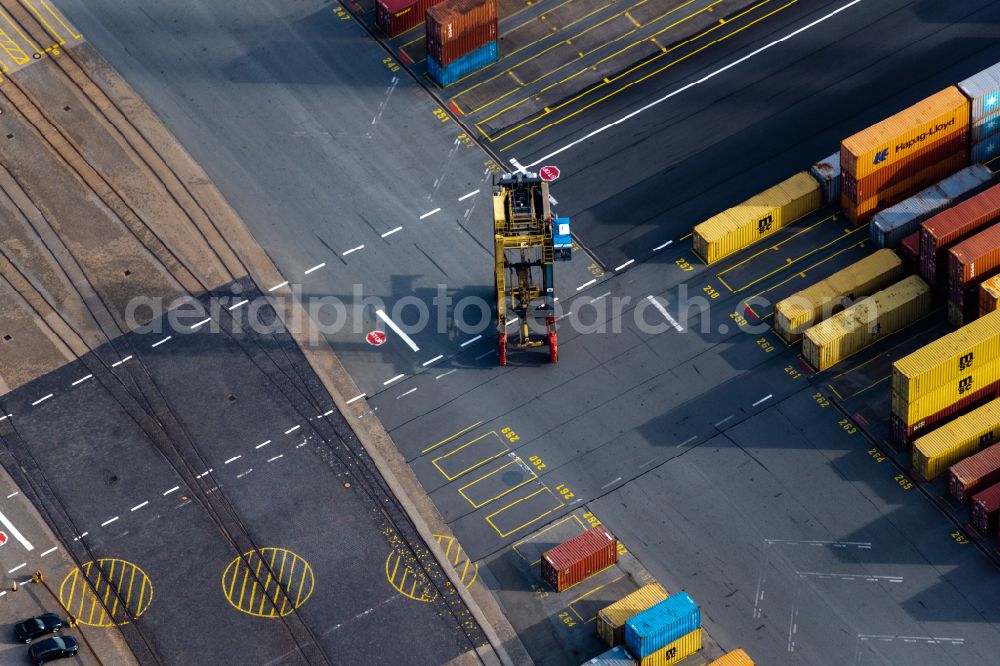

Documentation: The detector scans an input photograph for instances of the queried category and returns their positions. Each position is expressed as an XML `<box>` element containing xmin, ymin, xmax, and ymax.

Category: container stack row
<box><xmin>958</xmin><ymin>64</ymin><xmax>1000</xmax><ymax>163</ymax></box>
<box><xmin>426</xmin><ymin>0</ymin><xmax>498</xmax><ymax>86</ymax></box>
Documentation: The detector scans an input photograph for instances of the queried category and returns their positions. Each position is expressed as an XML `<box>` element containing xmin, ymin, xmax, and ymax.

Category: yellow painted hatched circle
<box><xmin>59</xmin><ymin>558</ymin><xmax>153</xmax><ymax>627</ymax></box>
<box><xmin>222</xmin><ymin>548</ymin><xmax>314</xmax><ymax>618</ymax></box>
<box><xmin>385</xmin><ymin>534</ymin><xmax>478</xmax><ymax>603</ymax></box>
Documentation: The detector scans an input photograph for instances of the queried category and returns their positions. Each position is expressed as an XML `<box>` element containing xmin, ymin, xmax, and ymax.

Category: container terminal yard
<box><xmin>0</xmin><ymin>0</ymin><xmax>1000</xmax><ymax>665</ymax></box>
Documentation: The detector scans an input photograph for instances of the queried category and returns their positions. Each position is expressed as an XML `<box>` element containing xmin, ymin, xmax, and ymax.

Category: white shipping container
<box><xmin>810</xmin><ymin>153</ymin><xmax>840</xmax><ymax>204</ymax></box>
<box><xmin>869</xmin><ymin>164</ymin><xmax>993</xmax><ymax>248</ymax></box>
<box><xmin>973</xmin><ymin>136</ymin><xmax>999</xmax><ymax>164</ymax></box>
<box><xmin>958</xmin><ymin>63</ymin><xmax>1000</xmax><ymax>142</ymax></box>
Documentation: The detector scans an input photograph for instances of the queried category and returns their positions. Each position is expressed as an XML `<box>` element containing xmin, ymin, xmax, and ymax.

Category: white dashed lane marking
<box><xmin>268</xmin><ymin>281</ymin><xmax>289</xmax><ymax>292</ymax></box>
<box><xmin>460</xmin><ymin>335</ymin><xmax>482</xmax><ymax>347</ymax></box>
<box><xmin>131</xmin><ymin>501</ymin><xmax>149</xmax><ymax>512</ymax></box>
<box><xmin>381</xmin><ymin>226</ymin><xmax>402</xmax><ymax>238</ymax></box>
<box><xmin>304</xmin><ymin>262</ymin><xmax>326</xmax><ymax>274</ymax></box>
<box><xmin>72</xmin><ymin>375</ymin><xmax>92</xmax><ymax>386</ymax></box>
<box><xmin>419</xmin><ymin>208</ymin><xmax>441</xmax><ymax>219</ymax></box>
<box><xmin>31</xmin><ymin>394</ymin><xmax>53</xmax><ymax>406</ymax></box>
<box><xmin>343</xmin><ymin>245</ymin><xmax>365</xmax><ymax>256</ymax></box>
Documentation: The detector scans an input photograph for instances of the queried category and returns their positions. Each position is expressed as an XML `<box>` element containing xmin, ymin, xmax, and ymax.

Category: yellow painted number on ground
<box><xmin>868</xmin><ymin>447</ymin><xmax>885</xmax><ymax>463</ymax></box>
<box><xmin>485</xmin><ymin>160</ymin><xmax>504</xmax><ymax>174</ymax></box>
<box><xmin>582</xmin><ymin>511</ymin><xmax>601</xmax><ymax>528</ymax></box>
<box><xmin>894</xmin><ymin>474</ymin><xmax>913</xmax><ymax>491</ymax></box>
<box><xmin>529</xmin><ymin>455</ymin><xmax>546</xmax><ymax>470</ymax></box>
<box><xmin>531</xmin><ymin>583</ymin><xmax>550</xmax><ymax>601</ymax></box>
<box><xmin>457</xmin><ymin>133</ymin><xmax>475</xmax><ymax>149</ymax></box>
<box><xmin>785</xmin><ymin>365</ymin><xmax>802</xmax><ymax>380</ymax></box>
<box><xmin>703</xmin><ymin>285</ymin><xmax>720</xmax><ymax>299</ymax></box>
<box><xmin>839</xmin><ymin>418</ymin><xmax>857</xmax><ymax>435</ymax></box>
<box><xmin>676</xmin><ymin>258</ymin><xmax>693</xmax><ymax>272</ymax></box>
<box><xmin>758</xmin><ymin>338</ymin><xmax>775</xmax><ymax>353</ymax></box>
<box><xmin>587</xmin><ymin>263</ymin><xmax>604</xmax><ymax>278</ymax></box>
<box><xmin>333</xmin><ymin>6</ymin><xmax>351</xmax><ymax>19</ymax></box>
<box><xmin>558</xmin><ymin>610</ymin><xmax>577</xmax><ymax>628</ymax></box>
<box><xmin>730</xmin><ymin>311</ymin><xmax>748</xmax><ymax>327</ymax></box>
<box><xmin>812</xmin><ymin>391</ymin><xmax>829</xmax><ymax>407</ymax></box>
<box><xmin>382</xmin><ymin>57</ymin><xmax>400</xmax><ymax>73</ymax></box>
<box><xmin>501</xmin><ymin>427</ymin><xmax>520</xmax><ymax>443</ymax></box>
<box><xmin>555</xmin><ymin>483</ymin><xmax>574</xmax><ymax>500</ymax></box>
<box><xmin>951</xmin><ymin>530</ymin><xmax>970</xmax><ymax>545</ymax></box>
<box><xmin>433</xmin><ymin>107</ymin><xmax>450</xmax><ymax>122</ymax></box>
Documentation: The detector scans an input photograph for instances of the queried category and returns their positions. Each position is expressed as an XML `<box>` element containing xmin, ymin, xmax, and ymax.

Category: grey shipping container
<box><xmin>583</xmin><ymin>645</ymin><xmax>634</xmax><ymax>665</ymax></box>
<box><xmin>870</xmin><ymin>164</ymin><xmax>993</xmax><ymax>248</ymax></box>
<box><xmin>958</xmin><ymin>63</ymin><xmax>1000</xmax><ymax>143</ymax></box>
<box><xmin>810</xmin><ymin>153</ymin><xmax>840</xmax><ymax>204</ymax></box>
<box><xmin>973</xmin><ymin>136</ymin><xmax>999</xmax><ymax>164</ymax></box>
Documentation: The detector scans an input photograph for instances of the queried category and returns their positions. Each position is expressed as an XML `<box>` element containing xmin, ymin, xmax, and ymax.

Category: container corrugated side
<box><xmin>957</xmin><ymin>64</ymin><xmax>1000</xmax><ymax>141</ymax></box>
<box><xmin>892</xmin><ymin>355</ymin><xmax>1000</xmax><ymax>424</ymax></box>
<box><xmin>773</xmin><ymin>249</ymin><xmax>903</xmax><ymax>342</ymax></box>
<box><xmin>950</xmin><ymin>443</ymin><xmax>1000</xmax><ymax>503</ymax></box>
<box><xmin>841</xmin><ymin>87</ymin><xmax>970</xmax><ymax>179</ymax></box>
<box><xmin>981</xmin><ymin>275</ymin><xmax>1000</xmax><ymax>316</ymax></box>
<box><xmin>708</xmin><ymin>649</ymin><xmax>756</xmax><ymax>666</ymax></box>
<box><xmin>693</xmin><ymin>172</ymin><xmax>820</xmax><ymax>264</ymax></box>
<box><xmin>919</xmin><ymin>181</ymin><xmax>1000</xmax><ymax>287</ymax></box>
<box><xmin>973</xmin><ymin>136</ymin><xmax>1000</xmax><ymax>164</ymax></box>
<box><xmin>891</xmin><ymin>377</ymin><xmax>1000</xmax><ymax>444</ymax></box>
<box><xmin>803</xmin><ymin>276</ymin><xmax>930</xmax><ymax>372</ymax></box>
<box><xmin>624</xmin><ymin>592</ymin><xmax>700</xmax><ymax>659</ymax></box>
<box><xmin>844</xmin><ymin>134</ymin><xmax>970</xmax><ymax>204</ymax></box>
<box><xmin>971</xmin><ymin>483</ymin><xmax>1000</xmax><ymax>534</ymax></box>
<box><xmin>376</xmin><ymin>0</ymin><xmax>441</xmax><ymax>37</ymax></box>
<box><xmin>540</xmin><ymin>525</ymin><xmax>617</xmax><ymax>592</ymax></box>
<box><xmin>427</xmin><ymin>19</ymin><xmax>497</xmax><ymax>65</ymax></box>
<box><xmin>583</xmin><ymin>645</ymin><xmax>634</xmax><ymax>666</ymax></box>
<box><xmin>901</xmin><ymin>231</ymin><xmax>920</xmax><ymax>269</ymax></box>
<box><xmin>427</xmin><ymin>40</ymin><xmax>497</xmax><ymax>87</ymax></box>
<box><xmin>869</xmin><ymin>164</ymin><xmax>993</xmax><ymax>248</ymax></box>
<box><xmin>637</xmin><ymin>629</ymin><xmax>701</xmax><ymax>666</ymax></box>
<box><xmin>892</xmin><ymin>309</ymin><xmax>1000</xmax><ymax>403</ymax></box>
<box><xmin>597</xmin><ymin>583</ymin><xmax>669</xmax><ymax>647</ymax></box>
<box><xmin>810</xmin><ymin>153</ymin><xmax>840</xmax><ymax>204</ymax></box>
<box><xmin>426</xmin><ymin>0</ymin><xmax>497</xmax><ymax>65</ymax></box>
<box><xmin>912</xmin><ymin>397</ymin><xmax>1000</xmax><ymax>480</ymax></box>
<box><xmin>947</xmin><ymin>222</ymin><xmax>1000</xmax><ymax>306</ymax></box>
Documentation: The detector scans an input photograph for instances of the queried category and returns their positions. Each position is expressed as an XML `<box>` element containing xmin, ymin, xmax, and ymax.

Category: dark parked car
<box><xmin>28</xmin><ymin>636</ymin><xmax>78</xmax><ymax>665</ymax></box>
<box><xmin>13</xmin><ymin>613</ymin><xmax>63</xmax><ymax>644</ymax></box>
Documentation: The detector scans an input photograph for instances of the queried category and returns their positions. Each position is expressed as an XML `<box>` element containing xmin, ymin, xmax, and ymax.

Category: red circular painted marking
<box><xmin>539</xmin><ymin>165</ymin><xmax>560</xmax><ymax>182</ymax></box>
<box><xmin>366</xmin><ymin>330</ymin><xmax>387</xmax><ymax>346</ymax></box>
<box><xmin>0</xmin><ymin>531</ymin><xmax>7</xmax><ymax>546</ymax></box>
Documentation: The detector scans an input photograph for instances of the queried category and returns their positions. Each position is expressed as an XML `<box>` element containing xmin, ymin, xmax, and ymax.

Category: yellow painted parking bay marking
<box><xmin>422</xmin><ymin>420</ymin><xmax>484</xmax><ymax>454</ymax></box>
<box><xmin>60</xmin><ymin>558</ymin><xmax>153</xmax><ymax>627</ymax></box>
<box><xmin>432</xmin><ymin>431</ymin><xmax>508</xmax><ymax>480</ymax></box>
<box><xmin>459</xmin><ymin>458</ymin><xmax>538</xmax><ymax>508</ymax></box>
<box><xmin>512</xmin><ymin>514</ymin><xmax>587</xmax><ymax>563</ymax></box>
<box><xmin>486</xmin><ymin>486</ymin><xmax>564</xmax><ymax>538</ymax></box>
<box><xmin>569</xmin><ymin>575</ymin><xmax>625</xmax><ymax>622</ymax></box>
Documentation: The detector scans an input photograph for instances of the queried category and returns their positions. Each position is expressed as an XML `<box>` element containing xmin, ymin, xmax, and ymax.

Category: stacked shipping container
<box><xmin>596</xmin><ymin>583</ymin><xmax>669</xmax><ymax>647</ymax></box>
<box><xmin>971</xmin><ymin>483</ymin><xmax>1000</xmax><ymax>534</ymax></box>
<box><xmin>947</xmin><ymin>222</ymin><xmax>1000</xmax><ymax>324</ymax></box>
<box><xmin>918</xmin><ymin>182</ymin><xmax>1000</xmax><ymax>288</ymax></box>
<box><xmin>625</xmin><ymin>592</ymin><xmax>701</xmax><ymax>665</ymax></box>
<box><xmin>540</xmin><ymin>526</ymin><xmax>617</xmax><ymax>592</ymax></box>
<box><xmin>584</xmin><ymin>645</ymin><xmax>634</xmax><ymax>665</ymax></box>
<box><xmin>981</xmin><ymin>274</ymin><xmax>1000</xmax><ymax>316</ymax></box>
<box><xmin>708</xmin><ymin>649</ymin><xmax>756</xmax><ymax>666</ymax></box>
<box><xmin>912</xmin><ymin>397</ymin><xmax>1000</xmax><ymax>480</ymax></box>
<box><xmin>426</xmin><ymin>0</ymin><xmax>498</xmax><ymax>86</ymax></box>
<box><xmin>901</xmin><ymin>231</ymin><xmax>921</xmax><ymax>270</ymax></box>
<box><xmin>377</xmin><ymin>0</ymin><xmax>439</xmax><ymax>37</ymax></box>
<box><xmin>958</xmin><ymin>63</ymin><xmax>1000</xmax><ymax>163</ymax></box>
<box><xmin>950</xmin><ymin>443</ymin><xmax>1000</xmax><ymax>503</ymax></box>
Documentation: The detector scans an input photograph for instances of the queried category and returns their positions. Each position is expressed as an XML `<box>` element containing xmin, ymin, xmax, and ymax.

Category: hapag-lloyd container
<box><xmin>948</xmin><ymin>222</ymin><xmax>1000</xmax><ymax>308</ymax></box>
<box><xmin>843</xmin><ymin>135</ymin><xmax>970</xmax><ymax>204</ymax></box>
<box><xmin>810</xmin><ymin>153</ymin><xmax>840</xmax><ymax>204</ymax></box>
<box><xmin>840</xmin><ymin>87</ymin><xmax>970</xmax><ymax>180</ymax></box>
<box><xmin>427</xmin><ymin>40</ymin><xmax>498</xmax><ymax>87</ymax></box>
<box><xmin>919</xmin><ymin>182</ymin><xmax>1000</xmax><ymax>287</ymax></box>
<box><xmin>625</xmin><ymin>592</ymin><xmax>700</xmax><ymax>659</ymax></box>
<box><xmin>426</xmin><ymin>0</ymin><xmax>497</xmax><ymax>66</ymax></box>
<box><xmin>901</xmin><ymin>231</ymin><xmax>920</xmax><ymax>269</ymax></box>
<box><xmin>802</xmin><ymin>276</ymin><xmax>931</xmax><ymax>372</ymax></box>
<box><xmin>912</xmin><ymin>397</ymin><xmax>1000</xmax><ymax>480</ymax></box>
<box><xmin>693</xmin><ymin>172</ymin><xmax>821</xmax><ymax>263</ymax></box>
<box><xmin>596</xmin><ymin>582</ymin><xmax>669</xmax><ymax>647</ymax></box>
<box><xmin>891</xmin><ymin>376</ymin><xmax>1000</xmax><ymax>444</ymax></box>
<box><xmin>981</xmin><ymin>275</ymin><xmax>1000</xmax><ymax>316</ymax></box>
<box><xmin>773</xmin><ymin>249</ymin><xmax>903</xmax><ymax>343</ymax></box>
<box><xmin>583</xmin><ymin>645</ymin><xmax>633</xmax><ymax>665</ymax></box>
<box><xmin>971</xmin><ymin>483</ymin><xmax>1000</xmax><ymax>534</ymax></box>
<box><xmin>973</xmin><ymin>136</ymin><xmax>1000</xmax><ymax>163</ymax></box>
<box><xmin>708</xmin><ymin>649</ymin><xmax>756</xmax><ymax>666</ymax></box>
<box><xmin>639</xmin><ymin>629</ymin><xmax>701</xmax><ymax>666</ymax></box>
<box><xmin>950</xmin><ymin>442</ymin><xmax>1000</xmax><ymax>503</ymax></box>
<box><xmin>869</xmin><ymin>164</ymin><xmax>994</xmax><ymax>248</ymax></box>
<box><xmin>957</xmin><ymin>63</ymin><xmax>1000</xmax><ymax>142</ymax></box>
<box><xmin>376</xmin><ymin>0</ymin><xmax>440</xmax><ymax>37</ymax></box>
<box><xmin>540</xmin><ymin>525</ymin><xmax>617</xmax><ymax>592</ymax></box>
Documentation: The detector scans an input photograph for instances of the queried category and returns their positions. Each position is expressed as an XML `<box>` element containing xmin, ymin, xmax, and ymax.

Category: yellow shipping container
<box><xmin>802</xmin><ymin>276</ymin><xmax>931</xmax><ymax>371</ymax></box>
<box><xmin>841</xmin><ymin>87</ymin><xmax>970</xmax><ymax>179</ymax></box>
<box><xmin>774</xmin><ymin>249</ymin><xmax>904</xmax><ymax>342</ymax></box>
<box><xmin>892</xmin><ymin>356</ymin><xmax>1000</xmax><ymax>424</ymax></box>
<box><xmin>596</xmin><ymin>583</ymin><xmax>669</xmax><ymax>647</ymax></box>
<box><xmin>638</xmin><ymin>629</ymin><xmax>702</xmax><ymax>666</ymax></box>
<box><xmin>693</xmin><ymin>172</ymin><xmax>821</xmax><ymax>264</ymax></box>
<box><xmin>912</xmin><ymin>397</ymin><xmax>1000</xmax><ymax>480</ymax></box>
<box><xmin>981</xmin><ymin>275</ymin><xmax>1000</xmax><ymax>317</ymax></box>
<box><xmin>892</xmin><ymin>309</ymin><xmax>1000</xmax><ymax>403</ymax></box>
<box><xmin>708</xmin><ymin>649</ymin><xmax>756</xmax><ymax>666</ymax></box>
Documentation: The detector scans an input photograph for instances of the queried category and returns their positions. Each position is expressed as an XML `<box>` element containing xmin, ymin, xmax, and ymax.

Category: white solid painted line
<box><xmin>346</xmin><ymin>393</ymin><xmax>366</xmax><ymax>404</ymax></box>
<box><xmin>422</xmin><ymin>355</ymin><xmax>444</xmax><ymax>366</ymax></box>
<box><xmin>163</xmin><ymin>486</ymin><xmax>179</xmax><ymax>496</ymax></box>
<box><xmin>322</xmin><ymin>409</ymin><xmax>334</xmax><ymax>417</ymax></box>
<box><xmin>224</xmin><ymin>455</ymin><xmax>241</xmax><ymax>465</ymax></box>
<box><xmin>397</xmin><ymin>388</ymin><xmax>418</xmax><ymax>399</ymax></box>
<box><xmin>506</xmin><ymin>316</ymin><xmax>519</xmax><ymax>327</ymax></box>
<box><xmin>419</xmin><ymin>208</ymin><xmax>441</xmax><ymax>219</ymax></box>
<box><xmin>304</xmin><ymin>262</ymin><xmax>326</xmax><ymax>274</ymax></box>
<box><xmin>576</xmin><ymin>279</ymin><xmax>597</xmax><ymax>291</ymax></box>
<box><xmin>508</xmin><ymin>158</ymin><xmax>528</xmax><ymax>174</ymax></box>
<box><xmin>5</xmin><ymin>492</ymin><xmax>17</xmax><ymax>499</ymax></box>
<box><xmin>229</xmin><ymin>299</ymin><xmax>249</xmax><ymax>310</ymax></box>
<box><xmin>653</xmin><ymin>240</ymin><xmax>673</xmax><ymax>251</ymax></box>
<box><xmin>614</xmin><ymin>259</ymin><xmax>635</xmax><ymax>271</ymax></box>
<box><xmin>460</xmin><ymin>335</ymin><xmax>482</xmax><ymax>347</ymax></box>
<box><xmin>600</xmin><ymin>477</ymin><xmax>622</xmax><ymax>490</ymax></box>
<box><xmin>31</xmin><ymin>394</ymin><xmax>53</xmax><ymax>406</ymax></box>
<box><xmin>0</xmin><ymin>511</ymin><xmax>32</xmax><ymax>550</ymax></box>
<box><xmin>296</xmin><ymin>441</ymin><xmax>307</xmax><ymax>448</ymax></box>
<box><xmin>255</xmin><ymin>440</ymin><xmax>272</xmax><ymax>449</ymax></box>
<box><xmin>8</xmin><ymin>563</ymin><xmax>26</xmax><ymax>574</ymax></box>
<box><xmin>458</xmin><ymin>189</ymin><xmax>480</xmax><ymax>201</ymax></box>
<box><xmin>100</xmin><ymin>516</ymin><xmax>119</xmax><ymax>527</ymax></box>
<box><xmin>0</xmin><ymin>414</ymin><xmax>10</xmax><ymax>422</ymax></box>
<box><xmin>381</xmin><ymin>226</ymin><xmax>403</xmax><ymax>238</ymax></box>
<box><xmin>267</xmin><ymin>454</ymin><xmax>284</xmax><ymax>463</ymax></box>
<box><xmin>375</xmin><ymin>309</ymin><xmax>420</xmax><ymax>351</ymax></box>
<box><xmin>524</xmin><ymin>0</ymin><xmax>865</xmax><ymax>169</ymax></box>
<box><xmin>436</xmin><ymin>369</ymin><xmax>457</xmax><ymax>379</ymax></box>
<box><xmin>753</xmin><ymin>394</ymin><xmax>773</xmax><ymax>407</ymax></box>
<box><xmin>196</xmin><ymin>469</ymin><xmax>213</xmax><ymax>479</ymax></box>
<box><xmin>268</xmin><ymin>281</ymin><xmax>289</xmax><ymax>292</ymax></box>
<box><xmin>714</xmin><ymin>415</ymin><xmax>734</xmax><ymax>427</ymax></box>
<box><xmin>40</xmin><ymin>547</ymin><xmax>57</xmax><ymax>557</ymax></box>
<box><xmin>645</xmin><ymin>295</ymin><xmax>684</xmax><ymax>332</ymax></box>
<box><xmin>556</xmin><ymin>311</ymin><xmax>572</xmax><ymax>321</ymax></box>
<box><xmin>191</xmin><ymin>317</ymin><xmax>212</xmax><ymax>329</ymax></box>
<box><xmin>72</xmin><ymin>375</ymin><xmax>93</xmax><ymax>386</ymax></box>
<box><xmin>151</xmin><ymin>336</ymin><xmax>172</xmax><ymax>348</ymax></box>
<box><xmin>237</xmin><ymin>468</ymin><xmax>253</xmax><ymax>479</ymax></box>
<box><xmin>130</xmin><ymin>501</ymin><xmax>149</xmax><ymax>512</ymax></box>
<box><xmin>73</xmin><ymin>532</ymin><xmax>88</xmax><ymax>541</ymax></box>
<box><xmin>591</xmin><ymin>292</ymin><xmax>611</xmax><ymax>303</ymax></box>
<box><xmin>384</xmin><ymin>374</ymin><xmax>405</xmax><ymax>386</ymax></box>
<box><xmin>284</xmin><ymin>425</ymin><xmax>301</xmax><ymax>435</ymax></box>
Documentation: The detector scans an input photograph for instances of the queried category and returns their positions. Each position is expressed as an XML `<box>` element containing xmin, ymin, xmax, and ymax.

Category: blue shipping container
<box><xmin>583</xmin><ymin>645</ymin><xmax>635</xmax><ymax>665</ymax></box>
<box><xmin>428</xmin><ymin>41</ymin><xmax>498</xmax><ymax>87</ymax></box>
<box><xmin>624</xmin><ymin>592</ymin><xmax>700</xmax><ymax>659</ymax></box>
<box><xmin>869</xmin><ymin>164</ymin><xmax>994</xmax><ymax>248</ymax></box>
<box><xmin>972</xmin><ymin>136</ymin><xmax>1000</xmax><ymax>164</ymax></box>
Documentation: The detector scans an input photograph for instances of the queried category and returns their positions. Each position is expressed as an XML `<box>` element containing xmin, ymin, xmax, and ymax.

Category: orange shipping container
<box><xmin>541</xmin><ymin>526</ymin><xmax>618</xmax><ymax>592</ymax></box>
<box><xmin>841</xmin><ymin>87</ymin><xmax>970</xmax><ymax>179</ymax></box>
<box><xmin>842</xmin><ymin>137</ymin><xmax>969</xmax><ymax>204</ymax></box>
<box><xmin>708</xmin><ymin>649</ymin><xmax>755</xmax><ymax>666</ymax></box>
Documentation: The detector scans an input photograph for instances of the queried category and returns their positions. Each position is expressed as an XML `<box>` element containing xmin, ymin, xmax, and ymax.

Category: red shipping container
<box><xmin>842</xmin><ymin>134</ymin><xmax>969</xmax><ymax>204</ymax></box>
<box><xmin>892</xmin><ymin>377</ymin><xmax>1000</xmax><ymax>444</ymax></box>
<box><xmin>971</xmin><ymin>483</ymin><xmax>1000</xmax><ymax>534</ymax></box>
<box><xmin>377</xmin><ymin>0</ymin><xmax>441</xmax><ymax>37</ymax></box>
<box><xmin>901</xmin><ymin>231</ymin><xmax>920</xmax><ymax>270</ymax></box>
<box><xmin>427</xmin><ymin>0</ymin><xmax>497</xmax><ymax>66</ymax></box>
<box><xmin>919</xmin><ymin>182</ymin><xmax>1000</xmax><ymax>287</ymax></box>
<box><xmin>948</xmin><ymin>222</ymin><xmax>1000</xmax><ymax>305</ymax></box>
<box><xmin>951</xmin><ymin>443</ymin><xmax>1000</xmax><ymax>503</ymax></box>
<box><xmin>541</xmin><ymin>526</ymin><xmax>618</xmax><ymax>592</ymax></box>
